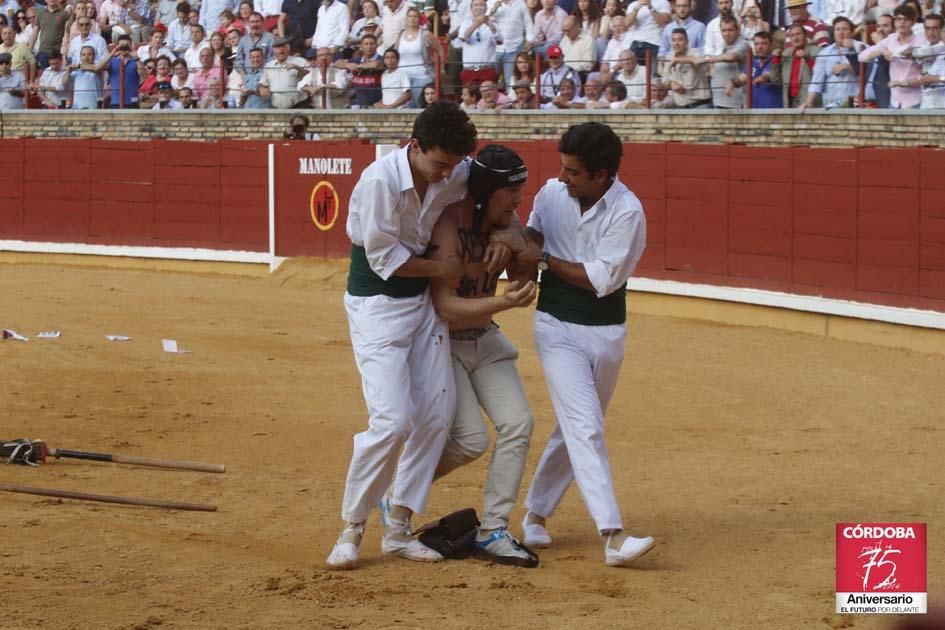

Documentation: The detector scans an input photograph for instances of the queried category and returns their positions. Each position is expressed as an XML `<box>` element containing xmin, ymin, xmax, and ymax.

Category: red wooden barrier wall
<box><xmin>1</xmin><ymin>138</ymin><xmax>944</xmax><ymax>314</ymax></box>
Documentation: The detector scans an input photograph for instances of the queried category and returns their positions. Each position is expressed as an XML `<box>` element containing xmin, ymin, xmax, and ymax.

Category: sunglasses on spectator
<box><xmin>79</xmin><ymin>21</ymin><xmax>92</xmax><ymax>25</ymax></box>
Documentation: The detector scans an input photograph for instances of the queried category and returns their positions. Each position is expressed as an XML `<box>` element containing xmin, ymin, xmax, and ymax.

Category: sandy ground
<box><xmin>1</xmin><ymin>257</ymin><xmax>943</xmax><ymax>630</ymax></box>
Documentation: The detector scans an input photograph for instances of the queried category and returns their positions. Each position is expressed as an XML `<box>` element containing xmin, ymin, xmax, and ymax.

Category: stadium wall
<box><xmin>1</xmin><ymin>109</ymin><xmax>945</xmax><ymax>148</ymax></box>
<box><xmin>2</xmin><ymin>136</ymin><xmax>944</xmax><ymax>335</ymax></box>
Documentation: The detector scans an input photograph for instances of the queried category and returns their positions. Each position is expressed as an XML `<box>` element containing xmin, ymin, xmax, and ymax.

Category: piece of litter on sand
<box><xmin>162</xmin><ymin>339</ymin><xmax>191</xmax><ymax>354</ymax></box>
<box><xmin>105</xmin><ymin>335</ymin><xmax>132</xmax><ymax>342</ymax></box>
<box><xmin>2</xmin><ymin>329</ymin><xmax>29</xmax><ymax>341</ymax></box>
<box><xmin>37</xmin><ymin>331</ymin><xmax>62</xmax><ymax>339</ymax></box>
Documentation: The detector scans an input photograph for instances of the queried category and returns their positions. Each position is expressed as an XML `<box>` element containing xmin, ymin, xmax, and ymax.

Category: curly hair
<box><xmin>411</xmin><ymin>101</ymin><xmax>478</xmax><ymax>157</ymax></box>
<box><xmin>558</xmin><ymin>122</ymin><xmax>623</xmax><ymax>178</ymax></box>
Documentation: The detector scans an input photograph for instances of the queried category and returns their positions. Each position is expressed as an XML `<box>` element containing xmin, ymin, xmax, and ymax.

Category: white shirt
<box><xmin>915</xmin><ymin>41</ymin><xmax>945</xmax><ymax>109</ymax></box>
<box><xmin>459</xmin><ymin>20</ymin><xmax>498</xmax><ymax>66</ymax></box>
<box><xmin>381</xmin><ymin>0</ymin><xmax>413</xmax><ymax>50</ymax></box>
<box><xmin>38</xmin><ymin>66</ymin><xmax>70</xmax><ymax>105</ymax></box>
<box><xmin>0</xmin><ymin>71</ymin><xmax>25</xmax><ymax>110</ymax></box>
<box><xmin>152</xmin><ymin>98</ymin><xmax>184</xmax><ymax>109</ymax></box>
<box><xmin>200</xmin><ymin>0</ymin><xmax>234</xmax><ymax>33</ymax></box>
<box><xmin>167</xmin><ymin>19</ymin><xmax>191</xmax><ymax>54</ymax></box>
<box><xmin>704</xmin><ymin>16</ymin><xmax>723</xmax><ymax>56</ymax></box>
<box><xmin>560</xmin><ymin>29</ymin><xmax>595</xmax><ymax>71</ymax></box>
<box><xmin>184</xmin><ymin>40</ymin><xmax>211</xmax><ymax>70</ymax></box>
<box><xmin>313</xmin><ymin>1</ymin><xmax>350</xmax><ymax>50</ymax></box>
<box><xmin>822</xmin><ymin>0</ymin><xmax>862</xmax><ymax>27</ymax></box>
<box><xmin>298</xmin><ymin>65</ymin><xmax>350</xmax><ymax>108</ymax></box>
<box><xmin>69</xmin><ymin>32</ymin><xmax>109</xmax><ymax>64</ymax></box>
<box><xmin>617</xmin><ymin>64</ymin><xmax>645</xmax><ymax>103</ymax></box>
<box><xmin>527</xmin><ymin>178</ymin><xmax>647</xmax><ymax>298</ymax></box>
<box><xmin>171</xmin><ymin>74</ymin><xmax>195</xmax><ymax>89</ymax></box>
<box><xmin>448</xmin><ymin>0</ymin><xmax>471</xmax><ymax>48</ymax></box>
<box><xmin>602</xmin><ymin>32</ymin><xmax>631</xmax><ymax>68</ymax></box>
<box><xmin>347</xmin><ymin>145</ymin><xmax>469</xmax><ymax>280</ymax></box>
<box><xmin>254</xmin><ymin>0</ymin><xmax>283</xmax><ymax>16</ymax></box>
<box><xmin>625</xmin><ymin>0</ymin><xmax>670</xmax><ymax>47</ymax></box>
<box><xmin>260</xmin><ymin>55</ymin><xmax>306</xmax><ymax>107</ymax></box>
<box><xmin>539</xmin><ymin>63</ymin><xmax>581</xmax><ymax>99</ymax></box>
<box><xmin>136</xmin><ymin>43</ymin><xmax>176</xmax><ymax>63</ymax></box>
<box><xmin>487</xmin><ymin>0</ymin><xmax>533</xmax><ymax>54</ymax></box>
<box><xmin>381</xmin><ymin>67</ymin><xmax>411</xmax><ymax>105</ymax></box>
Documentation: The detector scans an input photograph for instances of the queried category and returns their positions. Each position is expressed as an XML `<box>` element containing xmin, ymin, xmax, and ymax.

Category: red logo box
<box><xmin>836</xmin><ymin>523</ymin><xmax>927</xmax><ymax>614</ymax></box>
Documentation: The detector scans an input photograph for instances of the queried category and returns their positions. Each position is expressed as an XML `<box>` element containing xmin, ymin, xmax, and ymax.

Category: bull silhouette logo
<box><xmin>310</xmin><ymin>181</ymin><xmax>340</xmax><ymax>232</ymax></box>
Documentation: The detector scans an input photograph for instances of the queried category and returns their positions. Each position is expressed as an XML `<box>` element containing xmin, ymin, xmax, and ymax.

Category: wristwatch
<box><xmin>537</xmin><ymin>251</ymin><xmax>550</xmax><ymax>272</ymax></box>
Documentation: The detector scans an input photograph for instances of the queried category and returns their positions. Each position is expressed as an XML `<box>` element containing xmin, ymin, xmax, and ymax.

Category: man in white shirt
<box><xmin>625</xmin><ymin>0</ymin><xmax>671</xmax><ymax>75</ymax></box>
<box><xmin>519</xmin><ymin>122</ymin><xmax>653</xmax><ymax>569</ymax></box>
<box><xmin>325</xmin><ymin>102</ymin><xmax>478</xmax><ymax>571</ymax></box>
<box><xmin>152</xmin><ymin>79</ymin><xmax>184</xmax><ymax>107</ymax></box>
<box><xmin>559</xmin><ymin>15</ymin><xmax>595</xmax><ymax>75</ymax></box>
<box><xmin>658</xmin><ymin>0</ymin><xmax>705</xmax><ymax>57</ymax></box>
<box><xmin>167</xmin><ymin>2</ymin><xmax>193</xmax><ymax>55</ymax></box>
<box><xmin>909</xmin><ymin>14</ymin><xmax>945</xmax><ymax>109</ymax></box>
<box><xmin>312</xmin><ymin>0</ymin><xmax>350</xmax><ymax>54</ymax></box>
<box><xmin>574</xmin><ymin>72</ymin><xmax>608</xmax><ymax>108</ymax></box>
<box><xmin>258</xmin><ymin>36</ymin><xmax>306</xmax><ymax>107</ymax></box>
<box><xmin>0</xmin><ymin>52</ymin><xmax>25</xmax><ymax>109</ymax></box>
<box><xmin>539</xmin><ymin>44</ymin><xmax>581</xmax><ymax>100</ymax></box>
<box><xmin>704</xmin><ymin>0</ymin><xmax>734</xmax><ymax>55</ymax></box>
<box><xmin>379</xmin><ymin>0</ymin><xmax>411</xmax><ymax>50</ymax></box>
<box><xmin>67</xmin><ymin>13</ymin><xmax>108</xmax><ymax>63</ymax></box>
<box><xmin>183</xmin><ymin>23</ymin><xmax>210</xmax><ymax>69</ymax></box>
<box><xmin>37</xmin><ymin>50</ymin><xmax>70</xmax><ymax>107</ymax></box>
<box><xmin>600</xmin><ymin>14</ymin><xmax>631</xmax><ymax>76</ymax></box>
<box><xmin>376</xmin><ymin>46</ymin><xmax>411</xmax><ymax>107</ymax></box>
<box><xmin>298</xmin><ymin>46</ymin><xmax>350</xmax><ymax>107</ymax></box>
<box><xmin>610</xmin><ymin>49</ymin><xmax>646</xmax><ymax>104</ymax></box>
<box><xmin>487</xmin><ymin>0</ymin><xmax>533</xmax><ymax>87</ymax></box>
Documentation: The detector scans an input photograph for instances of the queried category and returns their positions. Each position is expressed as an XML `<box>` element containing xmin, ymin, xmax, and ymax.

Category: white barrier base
<box><xmin>0</xmin><ymin>240</ymin><xmax>270</xmax><ymax>265</ymax></box>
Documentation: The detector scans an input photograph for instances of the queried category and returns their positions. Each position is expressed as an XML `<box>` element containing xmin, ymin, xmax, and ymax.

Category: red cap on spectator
<box><xmin>153</xmin><ymin>22</ymin><xmax>168</xmax><ymax>34</ymax></box>
<box><xmin>547</xmin><ymin>45</ymin><xmax>563</xmax><ymax>58</ymax></box>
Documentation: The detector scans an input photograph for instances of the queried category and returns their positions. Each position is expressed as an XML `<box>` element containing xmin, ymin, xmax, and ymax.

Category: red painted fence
<box><xmin>1</xmin><ymin>138</ymin><xmax>944</xmax><ymax>314</ymax></box>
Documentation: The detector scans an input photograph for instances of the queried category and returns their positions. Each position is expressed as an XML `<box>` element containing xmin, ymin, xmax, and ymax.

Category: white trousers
<box><xmin>340</xmin><ymin>291</ymin><xmax>455</xmax><ymax>524</ymax></box>
<box><xmin>524</xmin><ymin>311</ymin><xmax>627</xmax><ymax>533</ymax></box>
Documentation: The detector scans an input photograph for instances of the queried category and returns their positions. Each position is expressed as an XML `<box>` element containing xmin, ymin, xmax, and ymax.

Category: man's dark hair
<box><xmin>753</xmin><ymin>30</ymin><xmax>772</xmax><ymax>41</ymax></box>
<box><xmin>361</xmin><ymin>33</ymin><xmax>377</xmax><ymax>43</ymax></box>
<box><xmin>831</xmin><ymin>15</ymin><xmax>854</xmax><ymax>29</ymax></box>
<box><xmin>925</xmin><ymin>12</ymin><xmax>943</xmax><ymax>26</ymax></box>
<box><xmin>191</xmin><ymin>23</ymin><xmax>205</xmax><ymax>34</ymax></box>
<box><xmin>719</xmin><ymin>14</ymin><xmax>739</xmax><ymax>27</ymax></box>
<box><xmin>606</xmin><ymin>80</ymin><xmax>627</xmax><ymax>101</ymax></box>
<box><xmin>894</xmin><ymin>3</ymin><xmax>917</xmax><ymax>21</ymax></box>
<box><xmin>117</xmin><ymin>33</ymin><xmax>132</xmax><ymax>44</ymax></box>
<box><xmin>558</xmin><ymin>122</ymin><xmax>623</xmax><ymax>178</ymax></box>
<box><xmin>411</xmin><ymin>101</ymin><xmax>477</xmax><ymax>157</ymax></box>
<box><xmin>172</xmin><ymin>57</ymin><xmax>187</xmax><ymax>68</ymax></box>
<box><xmin>671</xmin><ymin>27</ymin><xmax>688</xmax><ymax>39</ymax></box>
<box><xmin>176</xmin><ymin>1</ymin><xmax>191</xmax><ymax>14</ymax></box>
<box><xmin>384</xmin><ymin>47</ymin><xmax>400</xmax><ymax>60</ymax></box>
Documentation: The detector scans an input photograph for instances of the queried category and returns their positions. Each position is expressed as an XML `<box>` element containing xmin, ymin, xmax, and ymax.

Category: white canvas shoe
<box><xmin>381</xmin><ymin>519</ymin><xmax>443</xmax><ymax>563</ymax></box>
<box><xmin>604</xmin><ymin>534</ymin><xmax>655</xmax><ymax>567</ymax></box>
<box><xmin>326</xmin><ymin>522</ymin><xmax>364</xmax><ymax>570</ymax></box>
<box><xmin>521</xmin><ymin>512</ymin><xmax>552</xmax><ymax>549</ymax></box>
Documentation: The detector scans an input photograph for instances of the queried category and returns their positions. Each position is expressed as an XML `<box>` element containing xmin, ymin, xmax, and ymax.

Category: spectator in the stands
<box><xmin>459</xmin><ymin>0</ymin><xmax>500</xmax><ymax>85</ymax></box>
<box><xmin>738</xmin><ymin>0</ymin><xmax>769</xmax><ymax>42</ymax></box>
<box><xmin>663</xmin><ymin>27</ymin><xmax>711</xmax><ymax>107</ymax></box>
<box><xmin>701</xmin><ymin>15</ymin><xmax>748</xmax><ymax>108</ymax></box>
<box><xmin>742</xmin><ymin>30</ymin><xmax>782</xmax><ymax>107</ymax></box>
<box><xmin>659</xmin><ymin>0</ymin><xmax>704</xmax><ymax>58</ymax></box>
<box><xmin>298</xmin><ymin>46</ymin><xmax>350</xmax><ymax>108</ymax></box>
<box><xmin>69</xmin><ymin>44</ymin><xmax>104</xmax><ymax>108</ymax></box>
<box><xmin>236</xmin><ymin>46</ymin><xmax>271</xmax><ymax>106</ymax></box>
<box><xmin>799</xmin><ymin>16</ymin><xmax>863</xmax><ymax>110</ymax></box>
<box><xmin>604</xmin><ymin>78</ymin><xmax>629</xmax><ymax>106</ymax></box>
<box><xmin>560</xmin><ymin>14</ymin><xmax>596</xmax><ymax>81</ymax></box>
<box><xmin>167</xmin><ymin>2</ymin><xmax>193</xmax><ymax>55</ymax></box>
<box><xmin>608</xmin><ymin>49</ymin><xmax>646</xmax><ymax>102</ymax></box>
<box><xmin>137</xmin><ymin>28</ymin><xmax>174</xmax><ymax>62</ymax></box>
<box><xmin>577</xmin><ymin>72</ymin><xmax>610</xmax><ymax>107</ymax></box>
<box><xmin>600</xmin><ymin>14</ymin><xmax>631</xmax><ymax>76</ymax></box>
<box><xmin>230</xmin><ymin>1</ymin><xmax>254</xmax><ymax>33</ymax></box>
<box><xmin>510</xmin><ymin>50</ymin><xmax>536</xmax><ymax>85</ymax></box>
<box><xmin>36</xmin><ymin>49</ymin><xmax>71</xmax><ymax>107</ymax></box>
<box><xmin>379</xmin><ymin>0</ymin><xmax>411</xmax><ymax>50</ymax></box>
<box><xmin>338</xmin><ymin>32</ymin><xmax>383</xmax><ymax>108</ymax></box>
<box><xmin>624</xmin><ymin>0</ymin><xmax>671</xmax><ymax>73</ymax></box>
<box><xmin>258</xmin><ymin>35</ymin><xmax>305</xmax><ymax>107</ymax></box>
<box><xmin>459</xmin><ymin>80</ymin><xmax>481</xmax><ymax>109</ymax></box>
<box><xmin>152</xmin><ymin>79</ymin><xmax>183</xmax><ymax>107</ymax></box>
<box><xmin>542</xmin><ymin>74</ymin><xmax>580</xmax><ymax>107</ymax></box>
<box><xmin>490</xmin><ymin>0</ymin><xmax>534</xmax><ymax>88</ymax></box>
<box><xmin>312</xmin><ymin>0</ymin><xmax>350</xmax><ymax>54</ymax></box>
<box><xmin>375</xmin><ymin>45</ymin><xmax>410</xmax><ymax>107</ymax></box>
<box><xmin>192</xmin><ymin>45</ymin><xmax>224</xmax><ymax>104</ymax></box>
<box><xmin>476</xmin><ymin>77</ymin><xmax>512</xmax><ymax>108</ymax></box>
<box><xmin>858</xmin><ymin>4</ymin><xmax>924</xmax><ymax>108</ymax></box>
<box><xmin>256</xmin><ymin>0</ymin><xmax>283</xmax><ymax>32</ymax></box>
<box><xmin>395</xmin><ymin>6</ymin><xmax>439</xmax><ymax>106</ymax></box>
<box><xmin>779</xmin><ymin>23</ymin><xmax>818</xmax><ymax>107</ymax></box>
<box><xmin>704</xmin><ymin>0</ymin><xmax>733</xmax><ymax>55</ymax></box>
<box><xmin>184</xmin><ymin>24</ymin><xmax>210</xmax><ymax>69</ymax></box>
<box><xmin>178</xmin><ymin>84</ymin><xmax>197</xmax><ymax>106</ymax></box>
<box><xmin>200</xmin><ymin>0</ymin><xmax>233</xmax><ymax>35</ymax></box>
<box><xmin>418</xmin><ymin>82</ymin><xmax>438</xmax><ymax>107</ymax></box>
<box><xmin>66</xmin><ymin>12</ymin><xmax>108</xmax><ymax>64</ymax></box>
<box><xmin>506</xmin><ymin>78</ymin><xmax>540</xmax><ymax>107</ymax></box>
<box><xmin>278</xmin><ymin>0</ymin><xmax>316</xmax><ymax>51</ymax></box>
<box><xmin>539</xmin><ymin>44</ymin><xmax>582</xmax><ymax>100</ymax></box>
<box><xmin>531</xmin><ymin>0</ymin><xmax>568</xmax><ymax>58</ymax></box>
<box><xmin>909</xmin><ymin>13</ymin><xmax>945</xmax><ymax>109</ymax></box>
<box><xmin>0</xmin><ymin>51</ymin><xmax>25</xmax><ymax>108</ymax></box>
<box><xmin>348</xmin><ymin>1</ymin><xmax>380</xmax><ymax>48</ymax></box>
<box><xmin>0</xmin><ymin>23</ymin><xmax>33</xmax><ymax>74</ymax></box>
<box><xmin>236</xmin><ymin>12</ymin><xmax>273</xmax><ymax>70</ymax></box>
<box><xmin>31</xmin><ymin>0</ymin><xmax>70</xmax><ymax>69</ymax></box>
<box><xmin>171</xmin><ymin>57</ymin><xmax>193</xmax><ymax>90</ymax></box>
<box><xmin>862</xmin><ymin>14</ymin><xmax>893</xmax><ymax>109</ymax></box>
<box><xmin>786</xmin><ymin>0</ymin><xmax>829</xmax><ymax>46</ymax></box>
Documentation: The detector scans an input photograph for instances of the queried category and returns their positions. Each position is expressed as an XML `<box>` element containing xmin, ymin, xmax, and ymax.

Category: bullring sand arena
<box><xmin>2</xmin><ymin>255</ymin><xmax>943</xmax><ymax>630</ymax></box>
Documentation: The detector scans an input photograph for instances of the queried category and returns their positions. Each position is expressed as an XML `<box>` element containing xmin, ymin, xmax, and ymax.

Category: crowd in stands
<box><xmin>0</xmin><ymin>0</ymin><xmax>943</xmax><ymax>110</ymax></box>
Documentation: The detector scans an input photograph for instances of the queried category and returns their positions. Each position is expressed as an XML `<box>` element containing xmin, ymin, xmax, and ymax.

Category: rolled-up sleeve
<box><xmin>582</xmin><ymin>208</ymin><xmax>647</xmax><ymax>298</ymax></box>
<box><xmin>526</xmin><ymin>185</ymin><xmax>546</xmax><ymax>233</ymax></box>
<box><xmin>350</xmin><ymin>177</ymin><xmax>413</xmax><ymax>280</ymax></box>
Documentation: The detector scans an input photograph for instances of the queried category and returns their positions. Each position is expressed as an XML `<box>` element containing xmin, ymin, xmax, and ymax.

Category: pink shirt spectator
<box><xmin>476</xmin><ymin>92</ymin><xmax>511</xmax><ymax>108</ymax></box>
<box><xmin>859</xmin><ymin>32</ymin><xmax>925</xmax><ymax>109</ymax></box>
<box><xmin>192</xmin><ymin>66</ymin><xmax>226</xmax><ymax>102</ymax></box>
<box><xmin>534</xmin><ymin>6</ymin><xmax>567</xmax><ymax>47</ymax></box>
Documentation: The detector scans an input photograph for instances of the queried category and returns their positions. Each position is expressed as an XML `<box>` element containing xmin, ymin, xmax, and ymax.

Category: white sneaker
<box><xmin>381</xmin><ymin>519</ymin><xmax>444</xmax><ymax>563</ymax></box>
<box><xmin>521</xmin><ymin>512</ymin><xmax>552</xmax><ymax>549</ymax></box>
<box><xmin>604</xmin><ymin>533</ymin><xmax>655</xmax><ymax>567</ymax></box>
<box><xmin>326</xmin><ymin>522</ymin><xmax>364</xmax><ymax>570</ymax></box>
